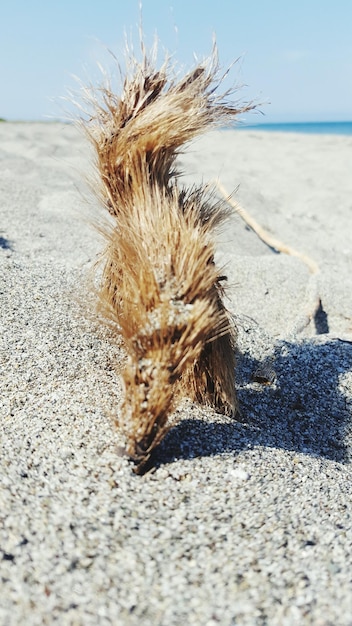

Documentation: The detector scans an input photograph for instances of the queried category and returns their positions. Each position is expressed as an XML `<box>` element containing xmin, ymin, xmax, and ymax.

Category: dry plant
<box><xmin>76</xmin><ymin>41</ymin><xmax>255</xmax><ymax>472</ymax></box>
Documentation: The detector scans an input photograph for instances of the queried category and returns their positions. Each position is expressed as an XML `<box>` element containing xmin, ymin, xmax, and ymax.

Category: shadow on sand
<box><xmin>0</xmin><ymin>236</ymin><xmax>13</xmax><ymax>251</ymax></box>
<box><xmin>145</xmin><ymin>338</ymin><xmax>352</xmax><ymax>472</ymax></box>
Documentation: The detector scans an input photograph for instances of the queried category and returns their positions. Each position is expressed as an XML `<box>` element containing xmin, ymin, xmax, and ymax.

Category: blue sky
<box><xmin>1</xmin><ymin>0</ymin><xmax>351</xmax><ymax>122</ymax></box>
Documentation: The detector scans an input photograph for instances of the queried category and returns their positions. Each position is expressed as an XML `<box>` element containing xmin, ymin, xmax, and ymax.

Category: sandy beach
<box><xmin>1</xmin><ymin>122</ymin><xmax>352</xmax><ymax>625</ymax></box>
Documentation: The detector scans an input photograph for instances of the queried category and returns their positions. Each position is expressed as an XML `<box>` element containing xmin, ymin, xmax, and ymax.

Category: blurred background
<box><xmin>1</xmin><ymin>0</ymin><xmax>351</xmax><ymax>123</ymax></box>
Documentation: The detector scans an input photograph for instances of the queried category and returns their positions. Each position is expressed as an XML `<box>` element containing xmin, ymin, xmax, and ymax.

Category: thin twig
<box><xmin>216</xmin><ymin>181</ymin><xmax>319</xmax><ymax>274</ymax></box>
<box><xmin>216</xmin><ymin>181</ymin><xmax>321</xmax><ymax>338</ymax></box>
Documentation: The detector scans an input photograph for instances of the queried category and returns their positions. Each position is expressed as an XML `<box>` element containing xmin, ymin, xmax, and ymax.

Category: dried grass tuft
<box><xmin>77</xmin><ymin>41</ymin><xmax>255</xmax><ymax>471</ymax></box>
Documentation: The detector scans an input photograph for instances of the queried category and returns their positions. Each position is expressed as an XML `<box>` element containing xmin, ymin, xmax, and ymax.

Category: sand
<box><xmin>1</xmin><ymin>122</ymin><xmax>352</xmax><ymax>625</ymax></box>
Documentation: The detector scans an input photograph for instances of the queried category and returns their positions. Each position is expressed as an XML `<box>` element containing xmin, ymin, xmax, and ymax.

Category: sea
<box><xmin>237</xmin><ymin>121</ymin><xmax>352</xmax><ymax>135</ymax></box>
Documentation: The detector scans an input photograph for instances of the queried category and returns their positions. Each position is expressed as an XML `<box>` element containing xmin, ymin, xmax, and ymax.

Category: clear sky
<box><xmin>1</xmin><ymin>0</ymin><xmax>351</xmax><ymax>122</ymax></box>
